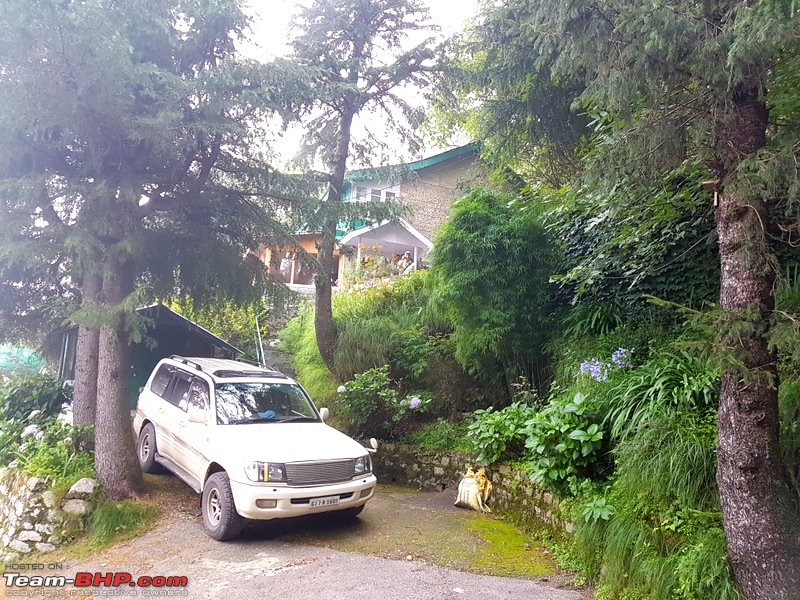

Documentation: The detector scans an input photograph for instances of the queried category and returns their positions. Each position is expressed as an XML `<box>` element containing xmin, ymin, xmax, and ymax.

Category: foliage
<box><xmin>337</xmin><ymin>365</ymin><xmax>398</xmax><ymax>436</ymax></box>
<box><xmin>549</xmin><ymin>166</ymin><xmax>719</xmax><ymax>311</ymax></box>
<box><xmin>335</xmin><ymin>366</ymin><xmax>431</xmax><ymax>438</ymax></box>
<box><xmin>523</xmin><ymin>392</ymin><xmax>607</xmax><ymax>494</ymax></box>
<box><xmin>466</xmin><ymin>401</ymin><xmax>536</xmax><ymax>465</ymax></box>
<box><xmin>400</xmin><ymin>417</ymin><xmax>472</xmax><ymax>453</ymax></box>
<box><xmin>19</xmin><ymin>421</ymin><xmax>95</xmax><ymax>486</ymax></box>
<box><xmin>431</xmin><ymin>187</ymin><xmax>558</xmax><ymax>389</ymax></box>
<box><xmin>278</xmin><ymin>303</ymin><xmax>339</xmax><ymax>406</ymax></box>
<box><xmin>168</xmin><ymin>297</ymin><xmax>268</xmax><ymax>359</ymax></box>
<box><xmin>0</xmin><ymin>374</ymin><xmax>68</xmax><ymax>421</ymax></box>
<box><xmin>602</xmin><ymin>349</ymin><xmax>720</xmax><ymax>442</ymax></box>
<box><xmin>89</xmin><ymin>501</ymin><xmax>160</xmax><ymax>546</ymax></box>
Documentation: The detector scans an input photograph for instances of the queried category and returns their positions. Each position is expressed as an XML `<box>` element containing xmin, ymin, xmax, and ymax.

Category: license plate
<box><xmin>309</xmin><ymin>495</ymin><xmax>339</xmax><ymax>508</ymax></box>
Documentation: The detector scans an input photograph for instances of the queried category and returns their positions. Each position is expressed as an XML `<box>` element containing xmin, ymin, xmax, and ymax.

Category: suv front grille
<box><xmin>285</xmin><ymin>459</ymin><xmax>355</xmax><ymax>485</ymax></box>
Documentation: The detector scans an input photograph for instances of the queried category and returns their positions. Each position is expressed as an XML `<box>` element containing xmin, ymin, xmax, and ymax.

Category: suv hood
<box><xmin>213</xmin><ymin>421</ymin><xmax>369</xmax><ymax>464</ymax></box>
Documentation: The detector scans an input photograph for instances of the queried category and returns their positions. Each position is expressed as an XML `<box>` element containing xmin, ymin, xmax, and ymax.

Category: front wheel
<box><xmin>136</xmin><ymin>423</ymin><xmax>160</xmax><ymax>474</ymax></box>
<box><xmin>202</xmin><ymin>472</ymin><xmax>244</xmax><ymax>541</ymax></box>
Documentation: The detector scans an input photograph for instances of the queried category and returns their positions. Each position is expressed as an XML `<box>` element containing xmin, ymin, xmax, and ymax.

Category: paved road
<box><xmin>12</xmin><ymin>479</ymin><xmax>588</xmax><ymax>600</ymax></box>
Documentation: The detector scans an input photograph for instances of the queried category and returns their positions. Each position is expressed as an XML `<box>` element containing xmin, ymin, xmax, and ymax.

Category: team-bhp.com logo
<box><xmin>3</xmin><ymin>570</ymin><xmax>189</xmax><ymax>596</ymax></box>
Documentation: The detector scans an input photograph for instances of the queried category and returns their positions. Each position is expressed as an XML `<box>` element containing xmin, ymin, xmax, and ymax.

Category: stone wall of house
<box><xmin>0</xmin><ymin>468</ymin><xmax>97</xmax><ymax>563</ymax></box>
<box><xmin>372</xmin><ymin>443</ymin><xmax>571</xmax><ymax>535</ymax></box>
<box><xmin>402</xmin><ymin>158</ymin><xmax>485</xmax><ymax>242</ymax></box>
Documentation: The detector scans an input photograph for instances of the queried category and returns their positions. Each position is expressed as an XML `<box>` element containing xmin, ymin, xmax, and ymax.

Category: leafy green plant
<box><xmin>466</xmin><ymin>401</ymin><xmax>535</xmax><ymax>464</ymax></box>
<box><xmin>16</xmin><ymin>420</ymin><xmax>95</xmax><ymax>485</ymax></box>
<box><xmin>0</xmin><ymin>374</ymin><xmax>68</xmax><ymax>421</ymax></box>
<box><xmin>337</xmin><ymin>365</ymin><xmax>399</xmax><ymax>437</ymax></box>
<box><xmin>581</xmin><ymin>497</ymin><xmax>616</xmax><ymax>522</ymax></box>
<box><xmin>523</xmin><ymin>392</ymin><xmax>607</xmax><ymax>493</ymax></box>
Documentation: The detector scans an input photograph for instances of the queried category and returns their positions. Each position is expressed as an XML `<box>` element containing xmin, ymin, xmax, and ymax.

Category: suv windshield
<box><xmin>215</xmin><ymin>382</ymin><xmax>319</xmax><ymax>425</ymax></box>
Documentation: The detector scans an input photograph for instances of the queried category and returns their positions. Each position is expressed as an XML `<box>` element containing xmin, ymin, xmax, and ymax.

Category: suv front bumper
<box><xmin>229</xmin><ymin>474</ymin><xmax>377</xmax><ymax>520</ymax></box>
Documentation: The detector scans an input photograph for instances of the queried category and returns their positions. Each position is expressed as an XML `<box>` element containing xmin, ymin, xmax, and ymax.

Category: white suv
<box><xmin>132</xmin><ymin>355</ymin><xmax>377</xmax><ymax>540</ymax></box>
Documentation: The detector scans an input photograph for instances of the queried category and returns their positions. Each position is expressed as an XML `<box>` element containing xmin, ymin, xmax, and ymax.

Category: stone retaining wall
<box><xmin>372</xmin><ymin>443</ymin><xmax>571</xmax><ymax>534</ymax></box>
<box><xmin>0</xmin><ymin>468</ymin><xmax>97</xmax><ymax>563</ymax></box>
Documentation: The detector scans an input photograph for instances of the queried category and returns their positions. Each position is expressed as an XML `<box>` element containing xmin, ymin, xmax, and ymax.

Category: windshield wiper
<box><xmin>230</xmin><ymin>417</ymin><xmax>279</xmax><ymax>425</ymax></box>
<box><xmin>280</xmin><ymin>416</ymin><xmax>318</xmax><ymax>422</ymax></box>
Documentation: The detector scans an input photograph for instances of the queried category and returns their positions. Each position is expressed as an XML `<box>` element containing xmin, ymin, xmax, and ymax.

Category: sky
<box><xmin>239</xmin><ymin>0</ymin><xmax>480</xmax><ymax>167</ymax></box>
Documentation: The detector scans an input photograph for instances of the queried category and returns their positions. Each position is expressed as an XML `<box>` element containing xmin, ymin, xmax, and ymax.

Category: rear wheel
<box><xmin>202</xmin><ymin>472</ymin><xmax>244</xmax><ymax>541</ymax></box>
<box><xmin>136</xmin><ymin>423</ymin><xmax>160</xmax><ymax>474</ymax></box>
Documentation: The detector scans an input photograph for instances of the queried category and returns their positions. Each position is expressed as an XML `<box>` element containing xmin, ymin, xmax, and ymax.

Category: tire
<box><xmin>202</xmin><ymin>472</ymin><xmax>244</xmax><ymax>541</ymax></box>
<box><xmin>136</xmin><ymin>423</ymin><xmax>160</xmax><ymax>474</ymax></box>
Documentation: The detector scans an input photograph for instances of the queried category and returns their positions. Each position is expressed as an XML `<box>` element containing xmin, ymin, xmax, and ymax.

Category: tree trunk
<box><xmin>714</xmin><ymin>81</ymin><xmax>800</xmax><ymax>600</ymax></box>
<box><xmin>314</xmin><ymin>107</ymin><xmax>355</xmax><ymax>372</ymax></box>
<box><xmin>94</xmin><ymin>261</ymin><xmax>143</xmax><ymax>499</ymax></box>
<box><xmin>72</xmin><ymin>271</ymin><xmax>101</xmax><ymax>426</ymax></box>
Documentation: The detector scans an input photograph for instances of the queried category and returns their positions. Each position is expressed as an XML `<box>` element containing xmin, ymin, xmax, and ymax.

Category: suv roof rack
<box><xmin>212</xmin><ymin>368</ymin><xmax>288</xmax><ymax>379</ymax></box>
<box><xmin>169</xmin><ymin>355</ymin><xmax>204</xmax><ymax>372</ymax></box>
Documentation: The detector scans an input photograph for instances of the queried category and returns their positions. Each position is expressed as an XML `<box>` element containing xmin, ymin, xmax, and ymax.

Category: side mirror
<box><xmin>319</xmin><ymin>407</ymin><xmax>329</xmax><ymax>421</ymax></box>
<box><xmin>187</xmin><ymin>404</ymin><xmax>207</xmax><ymax>424</ymax></box>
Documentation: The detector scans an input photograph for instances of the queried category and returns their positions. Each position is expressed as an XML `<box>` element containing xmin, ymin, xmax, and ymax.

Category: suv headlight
<box><xmin>354</xmin><ymin>454</ymin><xmax>372</xmax><ymax>476</ymax></box>
<box><xmin>244</xmin><ymin>461</ymin><xmax>286</xmax><ymax>482</ymax></box>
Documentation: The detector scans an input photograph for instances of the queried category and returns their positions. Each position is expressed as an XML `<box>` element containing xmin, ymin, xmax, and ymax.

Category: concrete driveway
<box><xmin>50</xmin><ymin>475</ymin><xmax>589</xmax><ymax>600</ymax></box>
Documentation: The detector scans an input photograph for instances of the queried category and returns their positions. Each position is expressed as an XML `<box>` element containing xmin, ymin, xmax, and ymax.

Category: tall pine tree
<box><xmin>450</xmin><ymin>1</ymin><xmax>800</xmax><ymax>597</ymax></box>
<box><xmin>0</xmin><ymin>0</ymin><xmax>314</xmax><ymax>498</ymax></box>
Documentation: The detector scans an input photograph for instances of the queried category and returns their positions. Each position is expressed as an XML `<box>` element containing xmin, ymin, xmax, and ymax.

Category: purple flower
<box><xmin>408</xmin><ymin>396</ymin><xmax>422</xmax><ymax>410</ymax></box>
<box><xmin>611</xmin><ymin>348</ymin><xmax>633</xmax><ymax>369</ymax></box>
<box><xmin>580</xmin><ymin>359</ymin><xmax>608</xmax><ymax>382</ymax></box>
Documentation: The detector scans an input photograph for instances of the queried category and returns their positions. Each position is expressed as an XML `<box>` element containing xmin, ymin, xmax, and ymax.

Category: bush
<box><xmin>0</xmin><ymin>374</ymin><xmax>68</xmax><ymax>421</ymax></box>
<box><xmin>466</xmin><ymin>401</ymin><xmax>536</xmax><ymax>465</ymax></box>
<box><xmin>523</xmin><ymin>392</ymin><xmax>607</xmax><ymax>494</ymax></box>
<box><xmin>337</xmin><ymin>366</ymin><xmax>398</xmax><ymax>438</ymax></box>
<box><xmin>19</xmin><ymin>420</ymin><xmax>95</xmax><ymax>485</ymax></box>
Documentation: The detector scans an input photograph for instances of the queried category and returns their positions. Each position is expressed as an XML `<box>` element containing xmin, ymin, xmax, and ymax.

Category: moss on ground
<box><xmin>270</xmin><ymin>484</ymin><xmax>556</xmax><ymax>579</ymax></box>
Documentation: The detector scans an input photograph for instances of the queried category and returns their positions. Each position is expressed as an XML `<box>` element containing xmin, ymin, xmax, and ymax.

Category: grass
<box><xmin>399</xmin><ymin>418</ymin><xmax>472</xmax><ymax>453</ymax></box>
<box><xmin>88</xmin><ymin>501</ymin><xmax>161</xmax><ymax>546</ymax></box>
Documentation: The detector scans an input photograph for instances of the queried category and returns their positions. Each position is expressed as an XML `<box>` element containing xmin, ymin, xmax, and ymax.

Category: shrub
<box><xmin>466</xmin><ymin>401</ymin><xmax>536</xmax><ymax>465</ymax></box>
<box><xmin>0</xmin><ymin>374</ymin><xmax>68</xmax><ymax>421</ymax></box>
<box><xmin>523</xmin><ymin>392</ymin><xmax>607</xmax><ymax>494</ymax></box>
<box><xmin>337</xmin><ymin>366</ymin><xmax>398</xmax><ymax>438</ymax></box>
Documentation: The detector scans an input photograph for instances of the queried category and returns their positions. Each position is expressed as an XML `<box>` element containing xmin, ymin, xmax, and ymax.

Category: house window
<box><xmin>384</xmin><ymin>191</ymin><xmax>396</xmax><ymax>202</ymax></box>
<box><xmin>371</xmin><ymin>189</ymin><xmax>382</xmax><ymax>202</ymax></box>
<box><xmin>355</xmin><ymin>186</ymin><xmax>368</xmax><ymax>201</ymax></box>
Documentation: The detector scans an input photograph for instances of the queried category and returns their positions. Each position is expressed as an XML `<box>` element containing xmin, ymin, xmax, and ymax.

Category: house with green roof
<box><xmin>260</xmin><ymin>143</ymin><xmax>484</xmax><ymax>288</ymax></box>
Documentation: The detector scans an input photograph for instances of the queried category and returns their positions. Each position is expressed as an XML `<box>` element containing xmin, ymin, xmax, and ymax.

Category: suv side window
<box><xmin>169</xmin><ymin>374</ymin><xmax>192</xmax><ymax>411</ymax></box>
<box><xmin>150</xmin><ymin>365</ymin><xmax>173</xmax><ymax>398</ymax></box>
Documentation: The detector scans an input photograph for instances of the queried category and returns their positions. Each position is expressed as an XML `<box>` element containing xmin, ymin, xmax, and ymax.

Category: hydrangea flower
<box><xmin>408</xmin><ymin>396</ymin><xmax>422</xmax><ymax>410</ymax></box>
<box><xmin>21</xmin><ymin>424</ymin><xmax>39</xmax><ymax>439</ymax></box>
<box><xmin>337</xmin><ymin>385</ymin><xmax>347</xmax><ymax>394</ymax></box>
